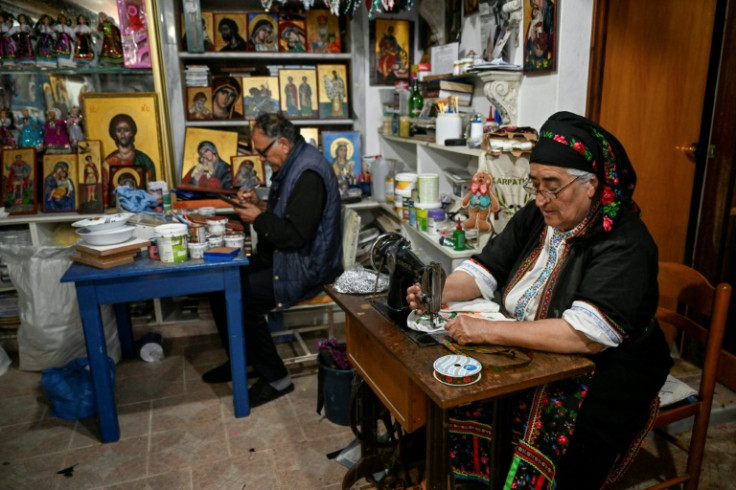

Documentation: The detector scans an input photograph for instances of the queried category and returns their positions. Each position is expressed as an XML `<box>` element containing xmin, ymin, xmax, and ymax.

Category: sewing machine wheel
<box><xmin>369</xmin><ymin>232</ymin><xmax>407</xmax><ymax>273</ymax></box>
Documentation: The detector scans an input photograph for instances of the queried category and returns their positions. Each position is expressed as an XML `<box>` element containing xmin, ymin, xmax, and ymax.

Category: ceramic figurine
<box><xmin>10</xmin><ymin>13</ymin><xmax>34</xmax><ymax>63</ymax></box>
<box><xmin>97</xmin><ymin>12</ymin><xmax>123</xmax><ymax>64</ymax></box>
<box><xmin>54</xmin><ymin>14</ymin><xmax>73</xmax><ymax>66</ymax></box>
<box><xmin>66</xmin><ymin>106</ymin><xmax>84</xmax><ymax>149</ymax></box>
<box><xmin>0</xmin><ymin>108</ymin><xmax>14</xmax><ymax>148</ymax></box>
<box><xmin>18</xmin><ymin>107</ymin><xmax>43</xmax><ymax>149</ymax></box>
<box><xmin>73</xmin><ymin>14</ymin><xmax>94</xmax><ymax>63</ymax></box>
<box><xmin>34</xmin><ymin>14</ymin><xmax>56</xmax><ymax>65</ymax></box>
<box><xmin>0</xmin><ymin>12</ymin><xmax>16</xmax><ymax>64</ymax></box>
<box><xmin>43</xmin><ymin>109</ymin><xmax>70</xmax><ymax>150</ymax></box>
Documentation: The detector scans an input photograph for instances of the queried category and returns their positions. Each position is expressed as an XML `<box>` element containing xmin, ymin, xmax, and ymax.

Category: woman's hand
<box><xmin>406</xmin><ymin>282</ymin><xmax>428</xmax><ymax>314</ymax></box>
<box><xmin>235</xmin><ymin>202</ymin><xmax>262</xmax><ymax>224</ymax></box>
<box><xmin>445</xmin><ymin>315</ymin><xmax>492</xmax><ymax>346</ymax></box>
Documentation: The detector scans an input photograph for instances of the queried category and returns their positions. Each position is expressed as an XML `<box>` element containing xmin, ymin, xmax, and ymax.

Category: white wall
<box><xmin>358</xmin><ymin>0</ymin><xmax>594</xmax><ymax>155</ymax></box>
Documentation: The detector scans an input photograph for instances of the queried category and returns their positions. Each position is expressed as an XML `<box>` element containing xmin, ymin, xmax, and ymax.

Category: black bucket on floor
<box><xmin>317</xmin><ymin>350</ymin><xmax>355</xmax><ymax>426</ymax></box>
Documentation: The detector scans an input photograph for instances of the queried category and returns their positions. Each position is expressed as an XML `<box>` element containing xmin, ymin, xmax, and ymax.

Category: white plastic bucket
<box><xmin>155</xmin><ymin>224</ymin><xmax>189</xmax><ymax>263</ymax></box>
<box><xmin>394</xmin><ymin>172</ymin><xmax>417</xmax><ymax>199</ymax></box>
<box><xmin>417</xmin><ymin>173</ymin><xmax>439</xmax><ymax>205</ymax></box>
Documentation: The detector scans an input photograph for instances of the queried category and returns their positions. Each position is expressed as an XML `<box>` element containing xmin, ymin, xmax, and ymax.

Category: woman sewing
<box><xmin>408</xmin><ymin>112</ymin><xmax>672</xmax><ymax>488</ymax></box>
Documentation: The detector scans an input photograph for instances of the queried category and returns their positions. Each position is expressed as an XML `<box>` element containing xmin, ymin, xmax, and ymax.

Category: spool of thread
<box><xmin>435</xmin><ymin>114</ymin><xmax>462</xmax><ymax>145</ymax></box>
<box><xmin>417</xmin><ymin>173</ymin><xmax>439</xmax><ymax>205</ymax></box>
<box><xmin>433</xmin><ymin>355</ymin><xmax>482</xmax><ymax>386</ymax></box>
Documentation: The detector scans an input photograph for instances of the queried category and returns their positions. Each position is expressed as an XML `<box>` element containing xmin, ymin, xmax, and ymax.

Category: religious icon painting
<box><xmin>278</xmin><ymin>16</ymin><xmax>306</xmax><ymax>53</ymax></box>
<box><xmin>181</xmin><ymin>2</ymin><xmax>213</xmax><ymax>52</ymax></box>
<box><xmin>317</xmin><ymin>64</ymin><xmax>349</xmax><ymax>119</ymax></box>
<box><xmin>242</xmin><ymin>76</ymin><xmax>280</xmax><ymax>120</ymax></box>
<box><xmin>181</xmin><ymin>127</ymin><xmax>239</xmax><ymax>192</ymax></box>
<box><xmin>278</xmin><ymin>68</ymin><xmax>318</xmax><ymax>120</ymax></box>
<box><xmin>186</xmin><ymin>86</ymin><xmax>214</xmax><ymax>121</ymax></box>
<box><xmin>299</xmin><ymin>127</ymin><xmax>320</xmax><ymax>149</ymax></box>
<box><xmin>1</xmin><ymin>147</ymin><xmax>37</xmax><ymax>215</ymax></box>
<box><xmin>322</xmin><ymin>131</ymin><xmax>361</xmax><ymax>196</ymax></box>
<box><xmin>42</xmin><ymin>153</ymin><xmax>77</xmax><ymax>213</ymax></box>
<box><xmin>248</xmin><ymin>13</ymin><xmax>278</xmax><ymax>52</ymax></box>
<box><xmin>523</xmin><ymin>0</ymin><xmax>557</xmax><ymax>73</ymax></box>
<box><xmin>231</xmin><ymin>155</ymin><xmax>265</xmax><ymax>190</ymax></box>
<box><xmin>214</xmin><ymin>13</ymin><xmax>247</xmax><ymax>52</ymax></box>
<box><xmin>76</xmin><ymin>140</ymin><xmax>104</xmax><ymax>214</ymax></box>
<box><xmin>305</xmin><ymin>9</ymin><xmax>341</xmax><ymax>53</ymax></box>
<box><xmin>108</xmin><ymin>165</ymin><xmax>145</xmax><ymax>208</ymax></box>
<box><xmin>370</xmin><ymin>18</ymin><xmax>413</xmax><ymax>85</ymax></box>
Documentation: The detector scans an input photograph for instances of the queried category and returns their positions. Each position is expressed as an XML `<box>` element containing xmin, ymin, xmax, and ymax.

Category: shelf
<box><xmin>381</xmin><ymin>135</ymin><xmax>487</xmax><ymax>157</ymax></box>
<box><xmin>185</xmin><ymin>119</ymin><xmax>354</xmax><ymax>127</ymax></box>
<box><xmin>180</xmin><ymin>52</ymin><xmax>352</xmax><ymax>61</ymax></box>
<box><xmin>0</xmin><ymin>66</ymin><xmax>153</xmax><ymax>76</ymax></box>
<box><xmin>0</xmin><ymin>212</ymin><xmax>85</xmax><ymax>226</ymax></box>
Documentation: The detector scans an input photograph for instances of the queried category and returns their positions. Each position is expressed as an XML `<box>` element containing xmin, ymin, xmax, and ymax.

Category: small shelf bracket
<box><xmin>477</xmin><ymin>71</ymin><xmax>523</xmax><ymax>126</ymax></box>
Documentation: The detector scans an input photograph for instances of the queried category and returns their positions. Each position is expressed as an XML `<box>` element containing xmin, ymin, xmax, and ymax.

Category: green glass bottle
<box><xmin>408</xmin><ymin>79</ymin><xmax>423</xmax><ymax>119</ymax></box>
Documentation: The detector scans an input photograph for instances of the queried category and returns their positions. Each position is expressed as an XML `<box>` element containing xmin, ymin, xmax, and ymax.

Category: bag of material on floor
<box><xmin>41</xmin><ymin>356</ymin><xmax>116</xmax><ymax>419</ymax></box>
<box><xmin>0</xmin><ymin>245</ymin><xmax>120</xmax><ymax>371</ymax></box>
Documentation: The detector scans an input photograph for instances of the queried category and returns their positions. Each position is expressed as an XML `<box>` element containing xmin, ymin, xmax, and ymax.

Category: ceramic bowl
<box><xmin>76</xmin><ymin>225</ymin><xmax>136</xmax><ymax>246</ymax></box>
<box><xmin>71</xmin><ymin>212</ymin><xmax>134</xmax><ymax>232</ymax></box>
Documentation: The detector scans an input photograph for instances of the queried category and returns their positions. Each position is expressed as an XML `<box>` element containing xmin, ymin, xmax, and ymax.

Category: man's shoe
<box><xmin>249</xmin><ymin>379</ymin><xmax>294</xmax><ymax>408</ymax></box>
<box><xmin>202</xmin><ymin>361</ymin><xmax>231</xmax><ymax>383</ymax></box>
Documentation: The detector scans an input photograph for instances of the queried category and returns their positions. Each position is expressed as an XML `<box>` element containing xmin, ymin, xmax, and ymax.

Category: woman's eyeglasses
<box><xmin>523</xmin><ymin>175</ymin><xmax>581</xmax><ymax>201</ymax></box>
<box><xmin>255</xmin><ymin>138</ymin><xmax>276</xmax><ymax>158</ymax></box>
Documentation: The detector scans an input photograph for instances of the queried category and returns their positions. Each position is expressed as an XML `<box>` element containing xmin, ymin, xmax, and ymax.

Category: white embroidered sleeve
<box><xmin>562</xmin><ymin>300</ymin><xmax>623</xmax><ymax>349</ymax></box>
<box><xmin>454</xmin><ymin>259</ymin><xmax>497</xmax><ymax>301</ymax></box>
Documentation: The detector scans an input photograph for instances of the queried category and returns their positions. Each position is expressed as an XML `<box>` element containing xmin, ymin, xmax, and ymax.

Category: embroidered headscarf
<box><xmin>530</xmin><ymin>111</ymin><xmax>638</xmax><ymax>232</ymax></box>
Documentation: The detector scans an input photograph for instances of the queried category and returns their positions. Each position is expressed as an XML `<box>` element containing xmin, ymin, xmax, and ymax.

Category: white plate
<box><xmin>71</xmin><ymin>212</ymin><xmax>134</xmax><ymax>231</ymax></box>
<box><xmin>77</xmin><ymin>225</ymin><xmax>136</xmax><ymax>246</ymax></box>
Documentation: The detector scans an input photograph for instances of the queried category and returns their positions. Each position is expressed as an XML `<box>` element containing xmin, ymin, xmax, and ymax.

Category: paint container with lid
<box><xmin>139</xmin><ymin>332</ymin><xmax>164</xmax><ymax>362</ymax></box>
<box><xmin>224</xmin><ymin>232</ymin><xmax>245</xmax><ymax>249</ymax></box>
<box><xmin>155</xmin><ymin>224</ymin><xmax>188</xmax><ymax>263</ymax></box>
<box><xmin>206</xmin><ymin>216</ymin><xmax>228</xmax><ymax>237</ymax></box>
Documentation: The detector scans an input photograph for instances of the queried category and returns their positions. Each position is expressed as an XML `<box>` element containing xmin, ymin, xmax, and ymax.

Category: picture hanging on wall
<box><xmin>1</xmin><ymin>147</ymin><xmax>37</xmax><ymax>215</ymax></box>
<box><xmin>213</xmin><ymin>12</ymin><xmax>247</xmax><ymax>51</ymax></box>
<box><xmin>317</xmin><ymin>64</ymin><xmax>348</xmax><ymax>119</ymax></box>
<box><xmin>322</xmin><ymin>131</ymin><xmax>360</xmax><ymax>197</ymax></box>
<box><xmin>243</xmin><ymin>76</ymin><xmax>280</xmax><ymax>119</ymax></box>
<box><xmin>180</xmin><ymin>127</ymin><xmax>239</xmax><ymax>192</ymax></box>
<box><xmin>278</xmin><ymin>68</ymin><xmax>318</xmax><ymax>119</ymax></box>
<box><xmin>299</xmin><ymin>127</ymin><xmax>320</xmax><ymax>148</ymax></box>
<box><xmin>231</xmin><ymin>155</ymin><xmax>265</xmax><ymax>190</ymax></box>
<box><xmin>370</xmin><ymin>18</ymin><xmax>413</xmax><ymax>86</ymax></box>
<box><xmin>81</xmin><ymin>92</ymin><xmax>163</xmax><ymax>208</ymax></box>
<box><xmin>523</xmin><ymin>0</ymin><xmax>557</xmax><ymax>73</ymax></box>
<box><xmin>76</xmin><ymin>140</ymin><xmax>104</xmax><ymax>214</ymax></box>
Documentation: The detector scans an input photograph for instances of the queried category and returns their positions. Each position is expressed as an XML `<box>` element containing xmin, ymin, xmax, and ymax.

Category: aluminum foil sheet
<box><xmin>333</xmin><ymin>265</ymin><xmax>389</xmax><ymax>294</ymax></box>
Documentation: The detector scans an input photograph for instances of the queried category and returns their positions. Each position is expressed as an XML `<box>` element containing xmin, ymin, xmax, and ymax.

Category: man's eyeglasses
<box><xmin>255</xmin><ymin>138</ymin><xmax>277</xmax><ymax>158</ymax></box>
<box><xmin>523</xmin><ymin>175</ymin><xmax>581</xmax><ymax>201</ymax></box>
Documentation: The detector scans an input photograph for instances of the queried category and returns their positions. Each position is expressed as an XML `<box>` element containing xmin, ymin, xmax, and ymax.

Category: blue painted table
<box><xmin>60</xmin><ymin>254</ymin><xmax>250</xmax><ymax>443</ymax></box>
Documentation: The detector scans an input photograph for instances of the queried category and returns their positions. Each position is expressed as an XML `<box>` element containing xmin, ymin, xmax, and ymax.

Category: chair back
<box><xmin>650</xmin><ymin>261</ymin><xmax>731</xmax><ymax>489</ymax></box>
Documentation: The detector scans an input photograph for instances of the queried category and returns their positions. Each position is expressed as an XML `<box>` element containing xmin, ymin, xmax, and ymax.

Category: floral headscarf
<box><xmin>530</xmin><ymin>111</ymin><xmax>638</xmax><ymax>232</ymax></box>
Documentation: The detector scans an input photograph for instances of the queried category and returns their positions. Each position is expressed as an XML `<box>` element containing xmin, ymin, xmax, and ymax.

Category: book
<box><xmin>203</xmin><ymin>247</ymin><xmax>240</xmax><ymax>262</ymax></box>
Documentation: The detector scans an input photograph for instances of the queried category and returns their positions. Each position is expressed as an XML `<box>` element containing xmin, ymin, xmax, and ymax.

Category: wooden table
<box><xmin>326</xmin><ymin>287</ymin><xmax>595</xmax><ymax>490</ymax></box>
<box><xmin>61</xmin><ymin>254</ymin><xmax>250</xmax><ymax>443</ymax></box>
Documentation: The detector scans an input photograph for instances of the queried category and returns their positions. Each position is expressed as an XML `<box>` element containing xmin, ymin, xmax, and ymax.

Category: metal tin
<box><xmin>189</xmin><ymin>223</ymin><xmax>207</xmax><ymax>243</ymax></box>
<box><xmin>148</xmin><ymin>238</ymin><xmax>159</xmax><ymax>260</ymax></box>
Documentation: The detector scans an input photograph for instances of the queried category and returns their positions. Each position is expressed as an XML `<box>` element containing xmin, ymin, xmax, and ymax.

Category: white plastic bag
<box><xmin>0</xmin><ymin>245</ymin><xmax>121</xmax><ymax>371</ymax></box>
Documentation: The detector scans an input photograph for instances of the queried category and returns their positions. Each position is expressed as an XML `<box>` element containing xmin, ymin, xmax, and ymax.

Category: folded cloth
<box><xmin>443</xmin><ymin>299</ymin><xmax>501</xmax><ymax>313</ymax></box>
<box><xmin>114</xmin><ymin>186</ymin><xmax>160</xmax><ymax>213</ymax></box>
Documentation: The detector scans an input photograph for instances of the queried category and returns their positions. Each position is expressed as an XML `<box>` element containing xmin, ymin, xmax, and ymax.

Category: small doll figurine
<box><xmin>9</xmin><ymin>13</ymin><xmax>34</xmax><ymax>63</ymax></box>
<box><xmin>34</xmin><ymin>14</ymin><xmax>56</xmax><ymax>66</ymax></box>
<box><xmin>0</xmin><ymin>12</ymin><xmax>16</xmax><ymax>64</ymax></box>
<box><xmin>66</xmin><ymin>106</ymin><xmax>84</xmax><ymax>149</ymax></box>
<box><xmin>43</xmin><ymin>108</ymin><xmax>71</xmax><ymax>150</ymax></box>
<box><xmin>0</xmin><ymin>108</ymin><xmax>15</xmax><ymax>148</ymax></box>
<box><xmin>54</xmin><ymin>14</ymin><xmax>74</xmax><ymax>66</ymax></box>
<box><xmin>18</xmin><ymin>107</ymin><xmax>43</xmax><ymax>150</ymax></box>
<box><xmin>97</xmin><ymin>12</ymin><xmax>123</xmax><ymax>64</ymax></box>
<box><xmin>73</xmin><ymin>14</ymin><xmax>94</xmax><ymax>63</ymax></box>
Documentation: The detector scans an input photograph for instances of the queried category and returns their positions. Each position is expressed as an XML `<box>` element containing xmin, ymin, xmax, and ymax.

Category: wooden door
<box><xmin>589</xmin><ymin>0</ymin><xmax>717</xmax><ymax>262</ymax></box>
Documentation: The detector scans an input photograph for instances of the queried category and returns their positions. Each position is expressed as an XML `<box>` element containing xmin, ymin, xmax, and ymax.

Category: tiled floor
<box><xmin>0</xmin><ymin>327</ymin><xmax>734</xmax><ymax>490</ymax></box>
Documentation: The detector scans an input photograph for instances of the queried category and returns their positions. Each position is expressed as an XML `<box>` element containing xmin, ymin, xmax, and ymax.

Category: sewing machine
<box><xmin>369</xmin><ymin>233</ymin><xmax>445</xmax><ymax>328</ymax></box>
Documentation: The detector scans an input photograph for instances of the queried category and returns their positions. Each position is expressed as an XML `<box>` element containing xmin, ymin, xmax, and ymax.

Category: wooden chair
<box><xmin>647</xmin><ymin>262</ymin><xmax>731</xmax><ymax>489</ymax></box>
<box><xmin>269</xmin><ymin>292</ymin><xmax>336</xmax><ymax>366</ymax></box>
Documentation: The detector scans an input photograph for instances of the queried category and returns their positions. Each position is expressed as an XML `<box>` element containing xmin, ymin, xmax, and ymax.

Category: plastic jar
<box><xmin>427</xmin><ymin>208</ymin><xmax>446</xmax><ymax>236</ymax></box>
<box><xmin>187</xmin><ymin>241</ymin><xmax>207</xmax><ymax>259</ymax></box>
<box><xmin>224</xmin><ymin>232</ymin><xmax>245</xmax><ymax>249</ymax></box>
<box><xmin>206</xmin><ymin>216</ymin><xmax>228</xmax><ymax>236</ymax></box>
<box><xmin>155</xmin><ymin>223</ymin><xmax>189</xmax><ymax>263</ymax></box>
<box><xmin>207</xmin><ymin>235</ymin><xmax>224</xmax><ymax>248</ymax></box>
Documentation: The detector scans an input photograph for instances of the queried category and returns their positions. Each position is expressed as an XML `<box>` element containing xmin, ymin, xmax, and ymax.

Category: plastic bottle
<box><xmin>384</xmin><ymin>161</ymin><xmax>395</xmax><ymax>203</ymax></box>
<box><xmin>453</xmin><ymin>217</ymin><xmax>466</xmax><ymax>251</ymax></box>
<box><xmin>370</xmin><ymin>155</ymin><xmax>387</xmax><ymax>201</ymax></box>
